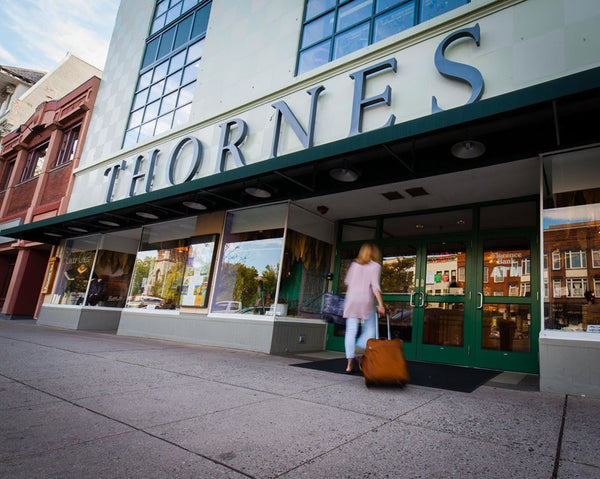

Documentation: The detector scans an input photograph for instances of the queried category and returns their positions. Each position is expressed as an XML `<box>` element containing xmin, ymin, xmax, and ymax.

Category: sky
<box><xmin>0</xmin><ymin>0</ymin><xmax>120</xmax><ymax>73</ymax></box>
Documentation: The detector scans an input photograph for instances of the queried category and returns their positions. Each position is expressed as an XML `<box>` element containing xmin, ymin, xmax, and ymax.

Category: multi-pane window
<box><xmin>0</xmin><ymin>159</ymin><xmax>15</xmax><ymax>190</ymax></box>
<box><xmin>552</xmin><ymin>251</ymin><xmax>561</xmax><ymax>270</ymax></box>
<box><xmin>123</xmin><ymin>0</ymin><xmax>212</xmax><ymax>148</ymax></box>
<box><xmin>297</xmin><ymin>0</ymin><xmax>469</xmax><ymax>75</ymax></box>
<box><xmin>592</xmin><ymin>249</ymin><xmax>600</xmax><ymax>268</ymax></box>
<box><xmin>20</xmin><ymin>144</ymin><xmax>48</xmax><ymax>182</ymax></box>
<box><xmin>566</xmin><ymin>278</ymin><xmax>587</xmax><ymax>297</ymax></box>
<box><xmin>565</xmin><ymin>250</ymin><xmax>587</xmax><ymax>269</ymax></box>
<box><xmin>55</xmin><ymin>124</ymin><xmax>81</xmax><ymax>167</ymax></box>
<box><xmin>552</xmin><ymin>279</ymin><xmax>562</xmax><ymax>298</ymax></box>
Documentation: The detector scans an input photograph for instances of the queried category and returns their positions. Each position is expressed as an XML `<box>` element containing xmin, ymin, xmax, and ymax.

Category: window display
<box><xmin>180</xmin><ymin>235</ymin><xmax>217</xmax><ymax>307</ymax></box>
<box><xmin>54</xmin><ymin>237</ymin><xmax>98</xmax><ymax>305</ymax></box>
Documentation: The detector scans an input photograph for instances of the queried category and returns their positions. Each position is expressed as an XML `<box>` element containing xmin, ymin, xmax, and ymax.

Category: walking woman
<box><xmin>343</xmin><ymin>243</ymin><xmax>385</xmax><ymax>373</ymax></box>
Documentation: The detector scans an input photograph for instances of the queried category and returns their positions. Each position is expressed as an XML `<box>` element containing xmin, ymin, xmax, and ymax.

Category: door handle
<box><xmin>409</xmin><ymin>292</ymin><xmax>415</xmax><ymax>307</ymax></box>
<box><xmin>419</xmin><ymin>292</ymin><xmax>425</xmax><ymax>308</ymax></box>
<box><xmin>477</xmin><ymin>292</ymin><xmax>483</xmax><ymax>309</ymax></box>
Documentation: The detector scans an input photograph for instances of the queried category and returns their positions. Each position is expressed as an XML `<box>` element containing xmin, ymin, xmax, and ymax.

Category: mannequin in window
<box><xmin>86</xmin><ymin>273</ymin><xmax>106</xmax><ymax>306</ymax></box>
<box><xmin>64</xmin><ymin>263</ymin><xmax>89</xmax><ymax>292</ymax></box>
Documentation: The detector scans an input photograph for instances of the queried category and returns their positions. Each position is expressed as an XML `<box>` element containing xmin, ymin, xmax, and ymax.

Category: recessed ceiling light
<box><xmin>136</xmin><ymin>211</ymin><xmax>159</xmax><ymax>219</ymax></box>
<box><xmin>44</xmin><ymin>232</ymin><xmax>62</xmax><ymax>237</ymax></box>
<box><xmin>415</xmin><ymin>224</ymin><xmax>424</xmax><ymax>229</ymax></box>
<box><xmin>451</xmin><ymin>140</ymin><xmax>486</xmax><ymax>159</ymax></box>
<box><xmin>68</xmin><ymin>227</ymin><xmax>88</xmax><ymax>233</ymax></box>
<box><xmin>182</xmin><ymin>201</ymin><xmax>207</xmax><ymax>210</ymax></box>
<box><xmin>245</xmin><ymin>186</ymin><xmax>272</xmax><ymax>198</ymax></box>
<box><xmin>98</xmin><ymin>220</ymin><xmax>120</xmax><ymax>227</ymax></box>
<box><xmin>329</xmin><ymin>167</ymin><xmax>360</xmax><ymax>182</ymax></box>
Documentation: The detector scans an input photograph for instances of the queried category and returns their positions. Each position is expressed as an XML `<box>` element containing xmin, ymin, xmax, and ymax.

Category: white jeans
<box><xmin>344</xmin><ymin>310</ymin><xmax>377</xmax><ymax>359</ymax></box>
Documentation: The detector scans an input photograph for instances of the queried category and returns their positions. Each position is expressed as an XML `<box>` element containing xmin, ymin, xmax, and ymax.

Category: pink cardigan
<box><xmin>342</xmin><ymin>260</ymin><xmax>381</xmax><ymax>320</ymax></box>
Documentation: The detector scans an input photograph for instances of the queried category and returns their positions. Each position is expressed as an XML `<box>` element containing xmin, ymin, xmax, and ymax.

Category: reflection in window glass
<box><xmin>127</xmin><ymin>245</ymin><xmax>187</xmax><ymax>309</ymax></box>
<box><xmin>483</xmin><ymin>239</ymin><xmax>530</xmax><ymax>298</ymax></box>
<box><xmin>305</xmin><ymin>0</ymin><xmax>336</xmax><ymax>20</ymax></box>
<box><xmin>423</xmin><ymin>302</ymin><xmax>464</xmax><ymax>347</ymax></box>
<box><xmin>381</xmin><ymin>300</ymin><xmax>413</xmax><ymax>342</ymax></box>
<box><xmin>211</xmin><ymin>204</ymin><xmax>287</xmax><ymax>316</ymax></box>
<box><xmin>297</xmin><ymin>40</ymin><xmax>331</xmax><ymax>73</ymax></box>
<box><xmin>373</xmin><ymin>3</ymin><xmax>414</xmax><ymax>43</ymax></box>
<box><xmin>54</xmin><ymin>237</ymin><xmax>98</xmax><ymax>305</ymax></box>
<box><xmin>337</xmin><ymin>0</ymin><xmax>372</xmax><ymax>31</ymax></box>
<box><xmin>381</xmin><ymin>244</ymin><xmax>416</xmax><ymax>294</ymax></box>
<box><xmin>543</xmin><ymin>188</ymin><xmax>600</xmax><ymax>330</ymax></box>
<box><xmin>297</xmin><ymin>0</ymin><xmax>469</xmax><ymax>75</ymax></box>
<box><xmin>126</xmin><ymin>218</ymin><xmax>196</xmax><ymax>310</ymax></box>
<box><xmin>426</xmin><ymin>242</ymin><xmax>466</xmax><ymax>296</ymax></box>
<box><xmin>420</xmin><ymin>0</ymin><xmax>468</xmax><ymax>22</ymax></box>
<box><xmin>302</xmin><ymin>11</ymin><xmax>334</xmax><ymax>48</ymax></box>
<box><xmin>181</xmin><ymin>236</ymin><xmax>217</xmax><ymax>307</ymax></box>
<box><xmin>333</xmin><ymin>22</ymin><xmax>369</xmax><ymax>59</ymax></box>
<box><xmin>482</xmin><ymin>303</ymin><xmax>530</xmax><ymax>352</ymax></box>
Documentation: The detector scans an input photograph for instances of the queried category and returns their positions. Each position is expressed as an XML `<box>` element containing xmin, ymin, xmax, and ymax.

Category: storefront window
<box><xmin>180</xmin><ymin>235</ymin><xmax>217</xmax><ymax>307</ymax></box>
<box><xmin>211</xmin><ymin>204</ymin><xmax>287</xmax><ymax>316</ymax></box>
<box><xmin>126</xmin><ymin>218</ymin><xmax>196</xmax><ymax>310</ymax></box>
<box><xmin>543</xmin><ymin>149</ymin><xmax>600</xmax><ymax>332</ymax></box>
<box><xmin>280</xmin><ymin>204</ymin><xmax>334</xmax><ymax>318</ymax></box>
<box><xmin>87</xmin><ymin>232</ymin><xmax>139</xmax><ymax>307</ymax></box>
<box><xmin>54</xmin><ymin>236</ymin><xmax>99</xmax><ymax>305</ymax></box>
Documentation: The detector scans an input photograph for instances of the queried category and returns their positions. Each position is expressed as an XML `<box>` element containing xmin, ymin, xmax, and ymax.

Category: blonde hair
<box><xmin>356</xmin><ymin>243</ymin><xmax>380</xmax><ymax>265</ymax></box>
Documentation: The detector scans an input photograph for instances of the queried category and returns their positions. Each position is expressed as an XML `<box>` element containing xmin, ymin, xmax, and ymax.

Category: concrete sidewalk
<box><xmin>0</xmin><ymin>320</ymin><xmax>598</xmax><ymax>478</ymax></box>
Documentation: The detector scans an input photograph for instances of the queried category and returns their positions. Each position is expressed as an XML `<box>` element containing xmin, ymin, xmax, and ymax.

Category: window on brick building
<box><xmin>55</xmin><ymin>124</ymin><xmax>81</xmax><ymax>167</ymax></box>
<box><xmin>20</xmin><ymin>144</ymin><xmax>48</xmax><ymax>182</ymax></box>
<box><xmin>0</xmin><ymin>159</ymin><xmax>15</xmax><ymax>191</ymax></box>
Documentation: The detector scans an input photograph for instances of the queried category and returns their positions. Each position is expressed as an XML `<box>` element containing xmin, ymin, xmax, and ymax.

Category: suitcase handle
<box><xmin>377</xmin><ymin>309</ymin><xmax>392</xmax><ymax>340</ymax></box>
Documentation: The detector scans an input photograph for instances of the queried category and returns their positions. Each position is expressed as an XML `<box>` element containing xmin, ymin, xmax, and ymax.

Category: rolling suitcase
<box><xmin>360</xmin><ymin>310</ymin><xmax>410</xmax><ymax>387</ymax></box>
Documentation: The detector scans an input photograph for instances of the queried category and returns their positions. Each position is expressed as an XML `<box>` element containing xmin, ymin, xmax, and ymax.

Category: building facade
<box><xmin>0</xmin><ymin>65</ymin><xmax>46</xmax><ymax>138</ymax></box>
<box><xmin>0</xmin><ymin>75</ymin><xmax>101</xmax><ymax>318</ymax></box>
<box><xmin>2</xmin><ymin>0</ymin><xmax>600</xmax><ymax>396</ymax></box>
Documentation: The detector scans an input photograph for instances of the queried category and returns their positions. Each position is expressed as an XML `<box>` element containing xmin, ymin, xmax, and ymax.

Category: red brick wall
<box><xmin>6</xmin><ymin>180</ymin><xmax>37</xmax><ymax>216</ymax></box>
<box><xmin>40</xmin><ymin>166</ymin><xmax>71</xmax><ymax>204</ymax></box>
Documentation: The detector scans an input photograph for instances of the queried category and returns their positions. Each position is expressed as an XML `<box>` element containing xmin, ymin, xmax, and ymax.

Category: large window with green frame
<box><xmin>297</xmin><ymin>0</ymin><xmax>470</xmax><ymax>75</ymax></box>
<box><xmin>123</xmin><ymin>0</ymin><xmax>212</xmax><ymax>148</ymax></box>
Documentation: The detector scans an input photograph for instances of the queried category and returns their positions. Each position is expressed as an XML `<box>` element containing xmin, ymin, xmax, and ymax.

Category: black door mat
<box><xmin>291</xmin><ymin>358</ymin><xmax>501</xmax><ymax>393</ymax></box>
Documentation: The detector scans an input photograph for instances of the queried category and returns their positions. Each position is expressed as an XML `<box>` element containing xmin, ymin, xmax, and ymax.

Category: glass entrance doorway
<box><xmin>326</xmin><ymin>203</ymin><xmax>540</xmax><ymax>373</ymax></box>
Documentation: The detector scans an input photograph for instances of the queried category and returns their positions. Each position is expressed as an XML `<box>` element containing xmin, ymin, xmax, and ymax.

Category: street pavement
<box><xmin>1</xmin><ymin>320</ymin><xmax>598</xmax><ymax>478</ymax></box>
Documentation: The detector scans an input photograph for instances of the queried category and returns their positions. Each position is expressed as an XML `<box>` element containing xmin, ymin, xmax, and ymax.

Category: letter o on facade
<box><xmin>167</xmin><ymin>136</ymin><xmax>202</xmax><ymax>185</ymax></box>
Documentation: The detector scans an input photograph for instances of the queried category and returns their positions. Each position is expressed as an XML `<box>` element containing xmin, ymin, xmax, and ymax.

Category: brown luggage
<box><xmin>360</xmin><ymin>311</ymin><xmax>410</xmax><ymax>387</ymax></box>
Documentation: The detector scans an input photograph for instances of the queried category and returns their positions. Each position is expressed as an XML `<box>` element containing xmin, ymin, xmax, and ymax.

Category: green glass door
<box><xmin>380</xmin><ymin>238</ymin><xmax>472</xmax><ymax>365</ymax></box>
<box><xmin>470</xmin><ymin>233</ymin><xmax>540</xmax><ymax>373</ymax></box>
